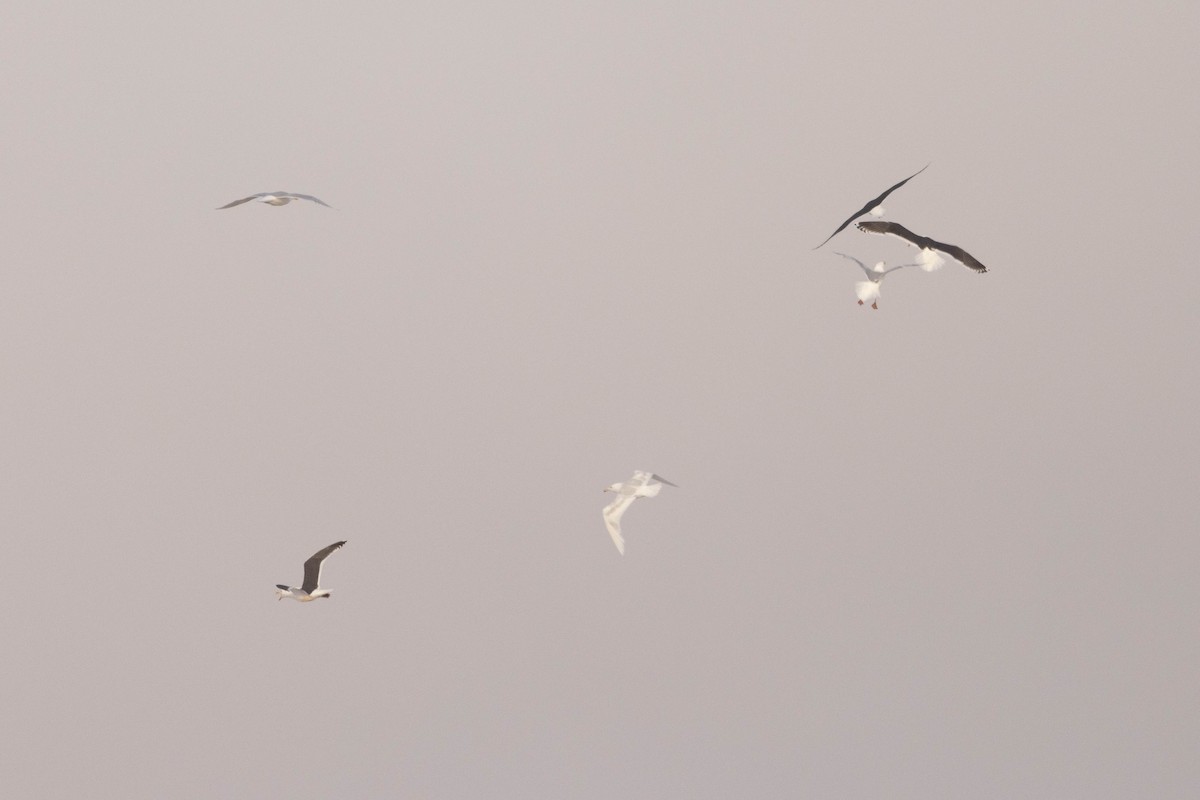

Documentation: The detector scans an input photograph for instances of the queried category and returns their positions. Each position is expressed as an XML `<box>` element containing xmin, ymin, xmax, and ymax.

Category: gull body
<box><xmin>813</xmin><ymin>164</ymin><xmax>929</xmax><ymax>249</ymax></box>
<box><xmin>833</xmin><ymin>251</ymin><xmax>920</xmax><ymax>310</ymax></box>
<box><xmin>602</xmin><ymin>471</ymin><xmax>677</xmax><ymax>555</ymax></box>
<box><xmin>275</xmin><ymin>540</ymin><xmax>346</xmax><ymax>602</ymax></box>
<box><xmin>217</xmin><ymin>192</ymin><xmax>333</xmax><ymax>210</ymax></box>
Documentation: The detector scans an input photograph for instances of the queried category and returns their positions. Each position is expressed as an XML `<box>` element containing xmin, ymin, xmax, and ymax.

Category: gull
<box><xmin>813</xmin><ymin>164</ymin><xmax>929</xmax><ymax>249</ymax></box>
<box><xmin>602</xmin><ymin>471</ymin><xmax>677</xmax><ymax>555</ymax></box>
<box><xmin>833</xmin><ymin>251</ymin><xmax>921</xmax><ymax>310</ymax></box>
<box><xmin>217</xmin><ymin>192</ymin><xmax>333</xmax><ymax>210</ymax></box>
<box><xmin>855</xmin><ymin>221</ymin><xmax>989</xmax><ymax>273</ymax></box>
<box><xmin>275</xmin><ymin>541</ymin><xmax>346</xmax><ymax>602</ymax></box>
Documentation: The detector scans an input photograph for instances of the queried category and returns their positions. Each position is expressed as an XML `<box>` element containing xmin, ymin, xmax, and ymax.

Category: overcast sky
<box><xmin>3</xmin><ymin>2</ymin><xmax>1198</xmax><ymax>797</ymax></box>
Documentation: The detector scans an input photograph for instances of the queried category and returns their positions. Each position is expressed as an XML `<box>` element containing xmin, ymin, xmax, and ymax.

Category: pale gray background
<box><xmin>2</xmin><ymin>1</ymin><xmax>1197</xmax><ymax>797</ymax></box>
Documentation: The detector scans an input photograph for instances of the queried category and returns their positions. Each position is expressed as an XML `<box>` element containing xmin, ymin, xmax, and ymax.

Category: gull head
<box><xmin>869</xmin><ymin>205</ymin><xmax>885</xmax><ymax>217</ymax></box>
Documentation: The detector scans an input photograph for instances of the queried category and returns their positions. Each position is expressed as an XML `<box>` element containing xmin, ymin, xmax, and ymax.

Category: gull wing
<box><xmin>289</xmin><ymin>193</ymin><xmax>334</xmax><ymax>208</ymax></box>
<box><xmin>813</xmin><ymin>164</ymin><xmax>929</xmax><ymax>249</ymax></box>
<box><xmin>855</xmin><ymin>220</ymin><xmax>925</xmax><ymax>247</ymax></box>
<box><xmin>650</xmin><ymin>474</ymin><xmax>678</xmax><ymax>488</ymax></box>
<box><xmin>879</xmin><ymin>262</ymin><xmax>923</xmax><ymax>276</ymax></box>
<box><xmin>833</xmin><ymin>251</ymin><xmax>873</xmax><ymax>278</ymax></box>
<box><xmin>301</xmin><ymin>540</ymin><xmax>346</xmax><ymax>593</ymax></box>
<box><xmin>216</xmin><ymin>194</ymin><xmax>264</xmax><ymax>210</ymax></box>
<box><xmin>602</xmin><ymin>495</ymin><xmax>638</xmax><ymax>555</ymax></box>
<box><xmin>925</xmin><ymin>238</ymin><xmax>988</xmax><ymax>273</ymax></box>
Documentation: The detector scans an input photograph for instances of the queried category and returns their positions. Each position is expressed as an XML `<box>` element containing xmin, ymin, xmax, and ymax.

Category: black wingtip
<box><xmin>812</xmin><ymin>231</ymin><xmax>840</xmax><ymax>250</ymax></box>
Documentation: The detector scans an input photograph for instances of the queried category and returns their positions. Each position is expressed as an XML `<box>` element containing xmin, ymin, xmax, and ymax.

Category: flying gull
<box><xmin>217</xmin><ymin>192</ymin><xmax>333</xmax><ymax>209</ymax></box>
<box><xmin>855</xmin><ymin>221</ymin><xmax>989</xmax><ymax>273</ymax></box>
<box><xmin>813</xmin><ymin>164</ymin><xmax>929</xmax><ymax>249</ymax></box>
<box><xmin>833</xmin><ymin>251</ymin><xmax>921</xmax><ymax>310</ymax></box>
<box><xmin>602</xmin><ymin>471</ymin><xmax>677</xmax><ymax>555</ymax></box>
<box><xmin>275</xmin><ymin>540</ymin><xmax>346</xmax><ymax>602</ymax></box>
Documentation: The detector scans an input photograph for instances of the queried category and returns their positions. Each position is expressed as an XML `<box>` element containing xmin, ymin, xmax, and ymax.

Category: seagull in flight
<box><xmin>275</xmin><ymin>541</ymin><xmax>346</xmax><ymax>602</ymax></box>
<box><xmin>833</xmin><ymin>251</ymin><xmax>921</xmax><ymax>309</ymax></box>
<box><xmin>602</xmin><ymin>471</ymin><xmax>677</xmax><ymax>555</ymax></box>
<box><xmin>855</xmin><ymin>221</ymin><xmax>989</xmax><ymax>273</ymax></box>
<box><xmin>813</xmin><ymin>164</ymin><xmax>929</xmax><ymax>249</ymax></box>
<box><xmin>217</xmin><ymin>192</ymin><xmax>333</xmax><ymax>210</ymax></box>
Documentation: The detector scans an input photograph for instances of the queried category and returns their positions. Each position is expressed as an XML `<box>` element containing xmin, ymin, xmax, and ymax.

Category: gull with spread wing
<box><xmin>812</xmin><ymin>164</ymin><xmax>928</xmax><ymax>249</ymax></box>
<box><xmin>275</xmin><ymin>541</ymin><xmax>346</xmax><ymax>602</ymax></box>
<box><xmin>833</xmin><ymin>251</ymin><xmax>921</xmax><ymax>309</ymax></box>
<box><xmin>217</xmin><ymin>192</ymin><xmax>333</xmax><ymax>209</ymax></box>
<box><xmin>602</xmin><ymin>471</ymin><xmax>677</xmax><ymax>555</ymax></box>
<box><xmin>855</xmin><ymin>221</ymin><xmax>988</xmax><ymax>274</ymax></box>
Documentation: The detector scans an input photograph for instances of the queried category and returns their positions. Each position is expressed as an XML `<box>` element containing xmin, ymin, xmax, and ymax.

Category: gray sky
<box><xmin>3</xmin><ymin>1</ymin><xmax>1198</xmax><ymax>797</ymax></box>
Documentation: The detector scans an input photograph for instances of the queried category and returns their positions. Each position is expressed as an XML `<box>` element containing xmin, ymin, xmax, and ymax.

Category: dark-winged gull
<box><xmin>275</xmin><ymin>541</ymin><xmax>346</xmax><ymax>602</ymax></box>
<box><xmin>855</xmin><ymin>221</ymin><xmax>989</xmax><ymax>273</ymax></box>
<box><xmin>813</xmin><ymin>164</ymin><xmax>928</xmax><ymax>249</ymax></box>
<box><xmin>602</xmin><ymin>471</ymin><xmax>677</xmax><ymax>555</ymax></box>
<box><xmin>833</xmin><ymin>251</ymin><xmax>921</xmax><ymax>309</ymax></box>
<box><xmin>217</xmin><ymin>192</ymin><xmax>333</xmax><ymax>209</ymax></box>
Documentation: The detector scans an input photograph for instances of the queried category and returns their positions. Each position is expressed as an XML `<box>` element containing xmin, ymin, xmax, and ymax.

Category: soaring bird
<box><xmin>602</xmin><ymin>471</ymin><xmax>677</xmax><ymax>555</ymax></box>
<box><xmin>217</xmin><ymin>192</ymin><xmax>333</xmax><ymax>210</ymax></box>
<box><xmin>813</xmin><ymin>164</ymin><xmax>928</xmax><ymax>249</ymax></box>
<box><xmin>855</xmin><ymin>221</ymin><xmax>989</xmax><ymax>273</ymax></box>
<box><xmin>275</xmin><ymin>541</ymin><xmax>346</xmax><ymax>602</ymax></box>
<box><xmin>833</xmin><ymin>251</ymin><xmax>921</xmax><ymax>310</ymax></box>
